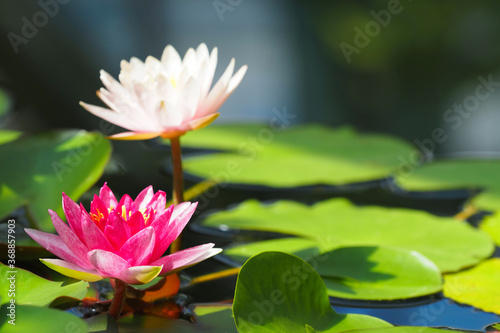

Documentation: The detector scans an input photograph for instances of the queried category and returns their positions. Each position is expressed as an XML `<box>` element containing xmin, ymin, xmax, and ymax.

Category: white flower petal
<box><xmin>80</xmin><ymin>102</ymin><xmax>140</xmax><ymax>131</ymax></box>
<box><xmin>161</xmin><ymin>45</ymin><xmax>182</xmax><ymax>75</ymax></box>
<box><xmin>82</xmin><ymin>44</ymin><xmax>246</xmax><ymax>137</ymax></box>
<box><xmin>196</xmin><ymin>43</ymin><xmax>209</xmax><ymax>63</ymax></box>
<box><xmin>200</xmin><ymin>47</ymin><xmax>218</xmax><ymax>99</ymax></box>
<box><xmin>227</xmin><ymin>64</ymin><xmax>248</xmax><ymax>94</ymax></box>
<box><xmin>183</xmin><ymin>48</ymin><xmax>198</xmax><ymax>75</ymax></box>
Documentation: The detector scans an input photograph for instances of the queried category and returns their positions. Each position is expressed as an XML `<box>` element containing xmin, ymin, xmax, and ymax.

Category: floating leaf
<box><xmin>233</xmin><ymin>251</ymin><xmax>391</xmax><ymax>332</ymax></box>
<box><xmin>224</xmin><ymin>241</ymin><xmax>442</xmax><ymax>300</ymax></box>
<box><xmin>0</xmin><ymin>130</ymin><xmax>21</xmax><ymax>146</ymax></box>
<box><xmin>179</xmin><ymin>124</ymin><xmax>415</xmax><ymax>187</ymax></box>
<box><xmin>396</xmin><ymin>159</ymin><xmax>500</xmax><ymax>211</ymax></box>
<box><xmin>0</xmin><ymin>304</ymin><xmax>88</xmax><ymax>333</ymax></box>
<box><xmin>0</xmin><ymin>130</ymin><xmax>112</xmax><ymax>231</ymax></box>
<box><xmin>444</xmin><ymin>258</ymin><xmax>500</xmax><ymax>315</ymax></box>
<box><xmin>200</xmin><ymin>199</ymin><xmax>494</xmax><ymax>272</ymax></box>
<box><xmin>480</xmin><ymin>212</ymin><xmax>500</xmax><ymax>246</ymax></box>
<box><xmin>0</xmin><ymin>263</ymin><xmax>88</xmax><ymax>307</ymax></box>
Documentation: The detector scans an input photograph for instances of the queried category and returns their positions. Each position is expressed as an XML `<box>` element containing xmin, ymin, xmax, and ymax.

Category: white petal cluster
<box><xmin>81</xmin><ymin>43</ymin><xmax>247</xmax><ymax>139</ymax></box>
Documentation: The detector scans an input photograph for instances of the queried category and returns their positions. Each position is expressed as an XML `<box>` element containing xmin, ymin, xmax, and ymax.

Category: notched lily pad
<box><xmin>0</xmin><ymin>263</ymin><xmax>88</xmax><ymax>307</ymax></box>
<box><xmin>233</xmin><ymin>251</ymin><xmax>392</xmax><ymax>332</ymax></box>
<box><xmin>179</xmin><ymin>124</ymin><xmax>416</xmax><ymax>187</ymax></box>
<box><xmin>223</xmin><ymin>240</ymin><xmax>442</xmax><ymax>301</ymax></box>
<box><xmin>444</xmin><ymin>258</ymin><xmax>500</xmax><ymax>315</ymax></box>
<box><xmin>0</xmin><ymin>129</ymin><xmax>112</xmax><ymax>232</ymax></box>
<box><xmin>0</xmin><ymin>304</ymin><xmax>88</xmax><ymax>333</ymax></box>
<box><xmin>396</xmin><ymin>159</ymin><xmax>500</xmax><ymax>211</ymax></box>
<box><xmin>199</xmin><ymin>198</ymin><xmax>494</xmax><ymax>273</ymax></box>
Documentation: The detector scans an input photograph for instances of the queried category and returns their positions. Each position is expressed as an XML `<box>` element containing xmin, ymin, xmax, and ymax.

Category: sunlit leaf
<box><xmin>0</xmin><ymin>130</ymin><xmax>21</xmax><ymax>146</ymax></box>
<box><xmin>200</xmin><ymin>199</ymin><xmax>493</xmax><ymax>272</ymax></box>
<box><xmin>233</xmin><ymin>251</ymin><xmax>392</xmax><ymax>332</ymax></box>
<box><xmin>396</xmin><ymin>159</ymin><xmax>500</xmax><ymax>211</ymax></box>
<box><xmin>480</xmin><ymin>212</ymin><xmax>500</xmax><ymax>246</ymax></box>
<box><xmin>224</xmin><ymin>241</ymin><xmax>442</xmax><ymax>300</ymax></box>
<box><xmin>0</xmin><ymin>130</ymin><xmax>112</xmax><ymax>232</ymax></box>
<box><xmin>444</xmin><ymin>258</ymin><xmax>500</xmax><ymax>315</ymax></box>
<box><xmin>179</xmin><ymin>124</ymin><xmax>415</xmax><ymax>187</ymax></box>
<box><xmin>0</xmin><ymin>263</ymin><xmax>88</xmax><ymax>307</ymax></box>
<box><xmin>0</xmin><ymin>304</ymin><xmax>88</xmax><ymax>333</ymax></box>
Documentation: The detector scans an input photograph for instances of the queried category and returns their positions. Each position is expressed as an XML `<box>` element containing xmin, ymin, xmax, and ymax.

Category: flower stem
<box><xmin>108</xmin><ymin>279</ymin><xmax>127</xmax><ymax>320</ymax></box>
<box><xmin>170</xmin><ymin>136</ymin><xmax>184</xmax><ymax>254</ymax></box>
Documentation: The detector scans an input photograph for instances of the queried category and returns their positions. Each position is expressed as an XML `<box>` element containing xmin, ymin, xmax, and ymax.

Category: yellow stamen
<box><xmin>121</xmin><ymin>206</ymin><xmax>131</xmax><ymax>221</ymax></box>
<box><xmin>170</xmin><ymin>77</ymin><xmax>177</xmax><ymax>88</ymax></box>
<box><xmin>91</xmin><ymin>209</ymin><xmax>104</xmax><ymax>224</ymax></box>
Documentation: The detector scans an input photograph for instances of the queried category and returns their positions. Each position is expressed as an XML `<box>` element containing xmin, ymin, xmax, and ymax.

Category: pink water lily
<box><xmin>25</xmin><ymin>183</ymin><xmax>221</xmax><ymax>284</ymax></box>
<box><xmin>80</xmin><ymin>43</ymin><xmax>247</xmax><ymax>140</ymax></box>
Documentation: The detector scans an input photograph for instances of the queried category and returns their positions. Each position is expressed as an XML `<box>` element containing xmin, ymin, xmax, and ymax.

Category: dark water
<box><xmin>334</xmin><ymin>299</ymin><xmax>500</xmax><ymax>331</ymax></box>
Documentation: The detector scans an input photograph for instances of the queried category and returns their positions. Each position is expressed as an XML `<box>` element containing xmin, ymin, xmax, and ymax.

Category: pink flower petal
<box><xmin>149</xmin><ymin>190</ymin><xmax>167</xmax><ymax>213</ymax></box>
<box><xmin>99</xmin><ymin>182</ymin><xmax>118</xmax><ymax>209</ymax></box>
<box><xmin>150</xmin><ymin>202</ymin><xmax>197</xmax><ymax>262</ymax></box>
<box><xmin>88</xmin><ymin>249</ymin><xmax>130</xmax><ymax>279</ymax></box>
<box><xmin>118</xmin><ymin>227</ymin><xmax>156</xmax><ymax>266</ymax></box>
<box><xmin>149</xmin><ymin>206</ymin><xmax>174</xmax><ymax>261</ymax></box>
<box><xmin>170</xmin><ymin>202</ymin><xmax>191</xmax><ymax>220</ymax></box>
<box><xmin>81</xmin><ymin>211</ymin><xmax>115</xmax><ymax>252</ymax></box>
<box><xmin>163</xmin><ymin>202</ymin><xmax>198</xmax><ymax>244</ymax></box>
<box><xmin>48</xmin><ymin>210</ymin><xmax>93</xmax><ymax>269</ymax></box>
<box><xmin>127</xmin><ymin>211</ymin><xmax>146</xmax><ymax>235</ymax></box>
<box><xmin>118</xmin><ymin>194</ymin><xmax>135</xmax><ymax>213</ymax></box>
<box><xmin>150</xmin><ymin>205</ymin><xmax>174</xmax><ymax>238</ymax></box>
<box><xmin>90</xmin><ymin>194</ymin><xmax>109</xmax><ymax>231</ymax></box>
<box><xmin>40</xmin><ymin>259</ymin><xmax>103</xmax><ymax>282</ymax></box>
<box><xmin>62</xmin><ymin>193</ymin><xmax>85</xmax><ymax>244</ymax></box>
<box><xmin>25</xmin><ymin>228</ymin><xmax>88</xmax><ymax>268</ymax></box>
<box><xmin>135</xmin><ymin>185</ymin><xmax>154</xmax><ymax>212</ymax></box>
<box><xmin>104</xmin><ymin>212</ymin><xmax>131</xmax><ymax>251</ymax></box>
<box><xmin>151</xmin><ymin>243</ymin><xmax>216</xmax><ymax>275</ymax></box>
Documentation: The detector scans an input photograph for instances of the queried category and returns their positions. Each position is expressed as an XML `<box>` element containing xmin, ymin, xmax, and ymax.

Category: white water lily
<box><xmin>81</xmin><ymin>43</ymin><xmax>247</xmax><ymax>140</ymax></box>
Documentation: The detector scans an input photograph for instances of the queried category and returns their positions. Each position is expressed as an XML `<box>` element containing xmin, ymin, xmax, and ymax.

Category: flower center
<box><xmin>121</xmin><ymin>206</ymin><xmax>132</xmax><ymax>221</ymax></box>
<box><xmin>170</xmin><ymin>77</ymin><xmax>177</xmax><ymax>88</ymax></box>
<box><xmin>90</xmin><ymin>209</ymin><xmax>104</xmax><ymax>224</ymax></box>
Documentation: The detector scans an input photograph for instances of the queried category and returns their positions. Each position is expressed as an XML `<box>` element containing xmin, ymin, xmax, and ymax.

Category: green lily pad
<box><xmin>480</xmin><ymin>212</ymin><xmax>500</xmax><ymax>246</ymax></box>
<box><xmin>0</xmin><ymin>263</ymin><xmax>88</xmax><ymax>307</ymax></box>
<box><xmin>179</xmin><ymin>124</ymin><xmax>415</xmax><ymax>187</ymax></box>
<box><xmin>0</xmin><ymin>130</ymin><xmax>21</xmax><ymax>146</ymax></box>
<box><xmin>225</xmin><ymin>240</ymin><xmax>442</xmax><ymax>300</ymax></box>
<box><xmin>0</xmin><ymin>304</ymin><xmax>88</xmax><ymax>333</ymax></box>
<box><xmin>0</xmin><ymin>130</ymin><xmax>112</xmax><ymax>231</ymax></box>
<box><xmin>443</xmin><ymin>258</ymin><xmax>500</xmax><ymax>315</ymax></box>
<box><xmin>395</xmin><ymin>159</ymin><xmax>500</xmax><ymax>211</ymax></box>
<box><xmin>233</xmin><ymin>251</ymin><xmax>392</xmax><ymax>332</ymax></box>
<box><xmin>200</xmin><ymin>199</ymin><xmax>494</xmax><ymax>272</ymax></box>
